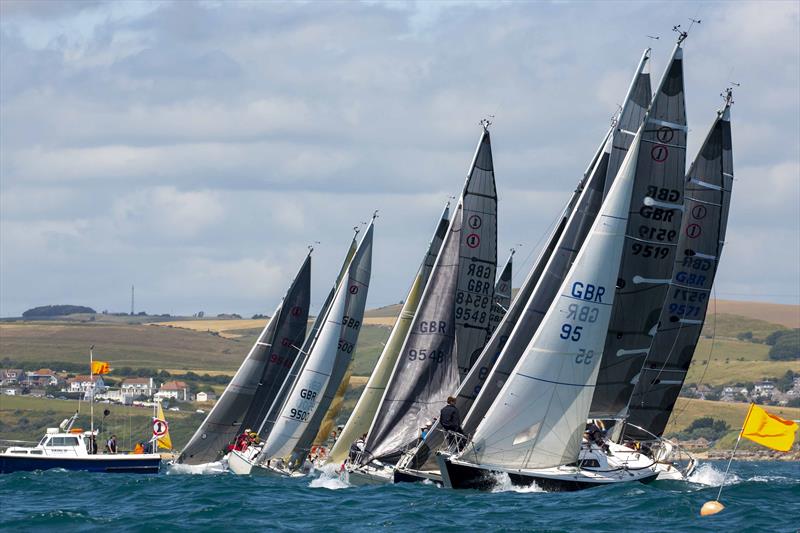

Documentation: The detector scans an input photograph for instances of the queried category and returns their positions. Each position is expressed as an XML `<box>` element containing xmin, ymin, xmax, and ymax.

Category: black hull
<box><xmin>440</xmin><ymin>457</ymin><xmax>658</xmax><ymax>492</ymax></box>
<box><xmin>393</xmin><ymin>468</ymin><xmax>442</xmax><ymax>485</ymax></box>
<box><xmin>0</xmin><ymin>455</ymin><xmax>161</xmax><ymax>474</ymax></box>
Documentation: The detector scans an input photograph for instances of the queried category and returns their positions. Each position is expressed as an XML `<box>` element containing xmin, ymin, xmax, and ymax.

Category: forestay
<box><xmin>328</xmin><ymin>204</ymin><xmax>449</xmax><ymax>463</ymax></box>
<box><xmin>178</xmin><ymin>255</ymin><xmax>311</xmax><ymax>465</ymax></box>
<box><xmin>488</xmin><ymin>252</ymin><xmax>513</xmax><ymax>337</ymax></box>
<box><xmin>464</xmin><ymin>126</ymin><xmax>641</xmax><ymax>470</ymax></box>
<box><xmin>260</xmin><ymin>224</ymin><xmax>373</xmax><ymax>461</ymax></box>
<box><xmin>590</xmin><ymin>43</ymin><xmax>687</xmax><ymax>419</ymax></box>
<box><xmin>361</xmin><ymin>127</ymin><xmax>497</xmax><ymax>463</ymax></box>
<box><xmin>624</xmin><ymin>95</ymin><xmax>734</xmax><ymax>440</ymax></box>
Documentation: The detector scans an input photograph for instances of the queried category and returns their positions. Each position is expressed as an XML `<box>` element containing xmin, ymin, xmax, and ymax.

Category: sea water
<box><xmin>1</xmin><ymin>461</ymin><xmax>797</xmax><ymax>532</ymax></box>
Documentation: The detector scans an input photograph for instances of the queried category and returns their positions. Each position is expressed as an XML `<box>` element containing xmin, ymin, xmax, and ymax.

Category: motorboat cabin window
<box><xmin>581</xmin><ymin>459</ymin><xmax>601</xmax><ymax>468</ymax></box>
<box><xmin>47</xmin><ymin>437</ymin><xmax>79</xmax><ymax>447</ymax></box>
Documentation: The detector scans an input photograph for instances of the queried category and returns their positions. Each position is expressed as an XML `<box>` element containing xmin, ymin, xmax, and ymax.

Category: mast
<box><xmin>328</xmin><ymin>202</ymin><xmax>450</xmax><ymax>463</ymax></box>
<box><xmin>590</xmin><ymin>35</ymin><xmax>688</xmax><ymax>420</ymax></box>
<box><xmin>89</xmin><ymin>345</ymin><xmax>94</xmax><ymax>437</ymax></box>
<box><xmin>178</xmin><ymin>252</ymin><xmax>312</xmax><ymax>464</ymax></box>
<box><xmin>462</xmin><ymin>118</ymin><xmax>642</xmax><ymax>469</ymax></box>
<box><xmin>360</xmin><ymin>122</ymin><xmax>497</xmax><ymax>464</ymax></box>
<box><xmin>259</xmin><ymin>219</ymin><xmax>374</xmax><ymax>462</ymax></box>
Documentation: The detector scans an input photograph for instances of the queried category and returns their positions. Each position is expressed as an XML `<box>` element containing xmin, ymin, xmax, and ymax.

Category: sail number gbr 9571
<box><xmin>561</xmin><ymin>282</ymin><xmax>605</xmax><ymax>364</ymax></box>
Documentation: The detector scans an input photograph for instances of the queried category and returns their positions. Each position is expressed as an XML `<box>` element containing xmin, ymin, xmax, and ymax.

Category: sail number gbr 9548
<box><xmin>561</xmin><ymin>281</ymin><xmax>605</xmax><ymax>365</ymax></box>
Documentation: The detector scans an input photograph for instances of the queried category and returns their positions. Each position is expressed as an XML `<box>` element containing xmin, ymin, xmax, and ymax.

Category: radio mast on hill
<box><xmin>131</xmin><ymin>285</ymin><xmax>135</xmax><ymax>316</ymax></box>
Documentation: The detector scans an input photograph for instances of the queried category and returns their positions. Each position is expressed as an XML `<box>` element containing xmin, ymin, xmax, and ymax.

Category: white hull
<box><xmin>441</xmin><ymin>442</ymin><xmax>659</xmax><ymax>491</ymax></box>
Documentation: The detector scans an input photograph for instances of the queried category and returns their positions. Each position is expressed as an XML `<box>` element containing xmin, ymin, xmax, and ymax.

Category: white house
<box><xmin>67</xmin><ymin>375</ymin><xmax>106</xmax><ymax>396</ymax></box>
<box><xmin>25</xmin><ymin>368</ymin><xmax>60</xmax><ymax>387</ymax></box>
<box><xmin>121</xmin><ymin>377</ymin><xmax>155</xmax><ymax>398</ymax></box>
<box><xmin>155</xmin><ymin>381</ymin><xmax>189</xmax><ymax>402</ymax></box>
<box><xmin>1</xmin><ymin>369</ymin><xmax>23</xmax><ymax>386</ymax></box>
<box><xmin>195</xmin><ymin>391</ymin><xmax>217</xmax><ymax>402</ymax></box>
<box><xmin>753</xmin><ymin>381</ymin><xmax>776</xmax><ymax>398</ymax></box>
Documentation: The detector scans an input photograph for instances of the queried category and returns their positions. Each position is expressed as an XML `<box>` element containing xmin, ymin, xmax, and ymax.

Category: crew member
<box><xmin>105</xmin><ymin>434</ymin><xmax>118</xmax><ymax>454</ymax></box>
<box><xmin>440</xmin><ymin>397</ymin><xmax>464</xmax><ymax>435</ymax></box>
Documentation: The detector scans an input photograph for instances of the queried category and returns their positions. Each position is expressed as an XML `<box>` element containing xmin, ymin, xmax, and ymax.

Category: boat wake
<box><xmin>686</xmin><ymin>463</ymin><xmax>739</xmax><ymax>487</ymax></box>
<box><xmin>166</xmin><ymin>460</ymin><xmax>227</xmax><ymax>475</ymax></box>
<box><xmin>308</xmin><ymin>463</ymin><xmax>351</xmax><ymax>490</ymax></box>
<box><xmin>490</xmin><ymin>472</ymin><xmax>545</xmax><ymax>493</ymax></box>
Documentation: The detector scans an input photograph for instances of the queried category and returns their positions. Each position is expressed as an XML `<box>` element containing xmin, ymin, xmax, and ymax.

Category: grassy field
<box><xmin>710</xmin><ymin>299</ymin><xmax>799</xmax><ymax>328</ymax></box>
<box><xmin>0</xmin><ymin>395</ymin><xmax>205</xmax><ymax>450</ymax></box>
<box><xmin>0</xmin><ymin>321</ymin><xmax>248</xmax><ymax>371</ymax></box>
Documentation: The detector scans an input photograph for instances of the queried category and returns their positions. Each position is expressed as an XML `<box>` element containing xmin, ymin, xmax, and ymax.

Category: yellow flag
<box><xmin>741</xmin><ymin>403</ymin><xmax>798</xmax><ymax>452</ymax></box>
<box><xmin>91</xmin><ymin>361</ymin><xmax>111</xmax><ymax>375</ymax></box>
<box><xmin>154</xmin><ymin>402</ymin><xmax>172</xmax><ymax>450</ymax></box>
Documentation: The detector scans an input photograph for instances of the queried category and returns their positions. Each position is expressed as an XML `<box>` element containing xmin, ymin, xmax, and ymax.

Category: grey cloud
<box><xmin>1</xmin><ymin>0</ymin><xmax>798</xmax><ymax>316</ymax></box>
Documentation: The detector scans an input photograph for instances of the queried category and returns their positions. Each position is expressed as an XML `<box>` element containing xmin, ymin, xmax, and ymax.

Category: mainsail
<box><xmin>178</xmin><ymin>255</ymin><xmax>311</xmax><ymax>465</ymax></box>
<box><xmin>590</xmin><ymin>42</ymin><xmax>687</xmax><ymax>418</ymax></box>
<box><xmin>289</xmin><ymin>222</ymin><xmax>374</xmax><ymax>460</ymax></box>
<box><xmin>259</xmin><ymin>223</ymin><xmax>374</xmax><ymax>461</ymax></box>
<box><xmin>464</xmin><ymin>123</ymin><xmax>641</xmax><ymax>470</ymax></box>
<box><xmin>361</xmin><ymin>126</ymin><xmax>497</xmax><ymax>463</ymax></box>
<box><xmin>328</xmin><ymin>204</ymin><xmax>450</xmax><ymax>463</ymax></box>
<box><xmin>623</xmin><ymin>94</ymin><xmax>734</xmax><ymax>440</ymax></box>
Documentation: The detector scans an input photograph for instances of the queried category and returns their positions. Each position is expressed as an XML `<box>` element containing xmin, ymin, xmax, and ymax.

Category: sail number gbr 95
<box><xmin>561</xmin><ymin>281</ymin><xmax>605</xmax><ymax>365</ymax></box>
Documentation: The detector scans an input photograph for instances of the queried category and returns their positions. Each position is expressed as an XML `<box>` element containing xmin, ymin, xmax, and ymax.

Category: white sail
<box><xmin>465</xmin><ymin>127</ymin><xmax>641</xmax><ymax>470</ymax></box>
<box><xmin>258</xmin><ymin>273</ymin><xmax>350</xmax><ymax>460</ymax></box>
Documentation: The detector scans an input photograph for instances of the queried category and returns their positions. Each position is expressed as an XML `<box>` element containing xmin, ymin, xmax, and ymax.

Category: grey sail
<box><xmin>327</xmin><ymin>203</ymin><xmax>450</xmax><ymax>464</ymax></box>
<box><xmin>604</xmin><ymin>49</ymin><xmax>653</xmax><ymax>197</ymax></box>
<box><xmin>398</xmin><ymin>53</ymin><xmax>652</xmax><ymax>472</ymax></box>
<box><xmin>256</xmin><ymin>237</ymin><xmax>358</xmax><ymax>441</ymax></box>
<box><xmin>623</xmin><ymin>96</ymin><xmax>734</xmax><ymax>440</ymax></box>
<box><xmin>361</xmin><ymin>127</ymin><xmax>497</xmax><ymax>463</ymax></box>
<box><xmin>288</xmin><ymin>222</ymin><xmax>374</xmax><ymax>462</ymax></box>
<box><xmin>487</xmin><ymin>252</ymin><xmax>513</xmax><ymax>337</ymax></box>
<box><xmin>178</xmin><ymin>255</ymin><xmax>311</xmax><ymax>464</ymax></box>
<box><xmin>590</xmin><ymin>43</ymin><xmax>688</xmax><ymax>418</ymax></box>
<box><xmin>458</xmin><ymin>49</ymin><xmax>652</xmax><ymax>435</ymax></box>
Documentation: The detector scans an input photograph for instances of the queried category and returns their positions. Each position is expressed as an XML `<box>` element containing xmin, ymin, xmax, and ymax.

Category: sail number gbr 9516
<box><xmin>561</xmin><ymin>282</ymin><xmax>605</xmax><ymax>364</ymax></box>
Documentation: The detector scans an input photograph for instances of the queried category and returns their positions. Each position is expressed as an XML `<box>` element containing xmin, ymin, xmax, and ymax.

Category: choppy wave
<box><xmin>1</xmin><ymin>461</ymin><xmax>797</xmax><ymax>532</ymax></box>
<box><xmin>687</xmin><ymin>463</ymin><xmax>740</xmax><ymax>486</ymax></box>
<box><xmin>489</xmin><ymin>472</ymin><xmax>545</xmax><ymax>493</ymax></box>
<box><xmin>166</xmin><ymin>460</ymin><xmax>227</xmax><ymax>475</ymax></box>
<box><xmin>309</xmin><ymin>463</ymin><xmax>351</xmax><ymax>490</ymax></box>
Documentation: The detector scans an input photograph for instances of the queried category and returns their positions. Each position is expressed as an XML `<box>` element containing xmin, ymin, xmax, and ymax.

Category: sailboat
<box><xmin>590</xmin><ymin>40</ymin><xmax>688</xmax><ymax>428</ymax></box>
<box><xmin>439</xmin><ymin>38</ymin><xmax>691</xmax><ymax>491</ymax></box>
<box><xmin>177</xmin><ymin>254</ymin><xmax>311</xmax><ymax>465</ymax></box>
<box><xmin>327</xmin><ymin>203</ymin><xmax>451</xmax><ymax>464</ymax></box>
<box><xmin>487</xmin><ymin>250</ymin><xmax>513</xmax><ymax>337</ymax></box>
<box><xmin>621</xmin><ymin>89</ymin><xmax>735</xmax><ymax>478</ymax></box>
<box><xmin>394</xmin><ymin>49</ymin><xmax>652</xmax><ymax>484</ymax></box>
<box><xmin>228</xmin><ymin>220</ymin><xmax>374</xmax><ymax>475</ymax></box>
<box><xmin>348</xmin><ymin>122</ymin><xmax>498</xmax><ymax>483</ymax></box>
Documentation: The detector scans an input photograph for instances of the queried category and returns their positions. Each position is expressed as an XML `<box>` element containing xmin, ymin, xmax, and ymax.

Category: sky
<box><xmin>1</xmin><ymin>0</ymin><xmax>798</xmax><ymax>317</ymax></box>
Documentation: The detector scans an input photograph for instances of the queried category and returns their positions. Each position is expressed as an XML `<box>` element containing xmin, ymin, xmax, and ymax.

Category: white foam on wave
<box><xmin>687</xmin><ymin>463</ymin><xmax>740</xmax><ymax>487</ymax></box>
<box><xmin>166</xmin><ymin>460</ymin><xmax>227</xmax><ymax>475</ymax></box>
<box><xmin>308</xmin><ymin>463</ymin><xmax>351</xmax><ymax>490</ymax></box>
<box><xmin>490</xmin><ymin>472</ymin><xmax>546</xmax><ymax>493</ymax></box>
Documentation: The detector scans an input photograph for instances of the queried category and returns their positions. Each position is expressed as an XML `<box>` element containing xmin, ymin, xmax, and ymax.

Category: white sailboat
<box><xmin>439</xmin><ymin>100</ymin><xmax>652</xmax><ymax>492</ymax></box>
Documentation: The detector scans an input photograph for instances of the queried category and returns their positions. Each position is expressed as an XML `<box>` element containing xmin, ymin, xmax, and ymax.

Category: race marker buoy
<box><xmin>700</xmin><ymin>500</ymin><xmax>725</xmax><ymax>516</ymax></box>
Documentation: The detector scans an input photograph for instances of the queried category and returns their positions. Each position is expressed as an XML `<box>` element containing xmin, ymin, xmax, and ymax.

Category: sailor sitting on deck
<box><xmin>348</xmin><ymin>433</ymin><xmax>367</xmax><ymax>462</ymax></box>
<box><xmin>584</xmin><ymin>421</ymin><xmax>610</xmax><ymax>455</ymax></box>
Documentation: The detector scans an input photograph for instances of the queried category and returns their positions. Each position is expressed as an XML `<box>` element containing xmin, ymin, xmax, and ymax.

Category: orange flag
<box><xmin>741</xmin><ymin>403</ymin><xmax>798</xmax><ymax>452</ymax></box>
<box><xmin>91</xmin><ymin>361</ymin><xmax>111</xmax><ymax>375</ymax></box>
